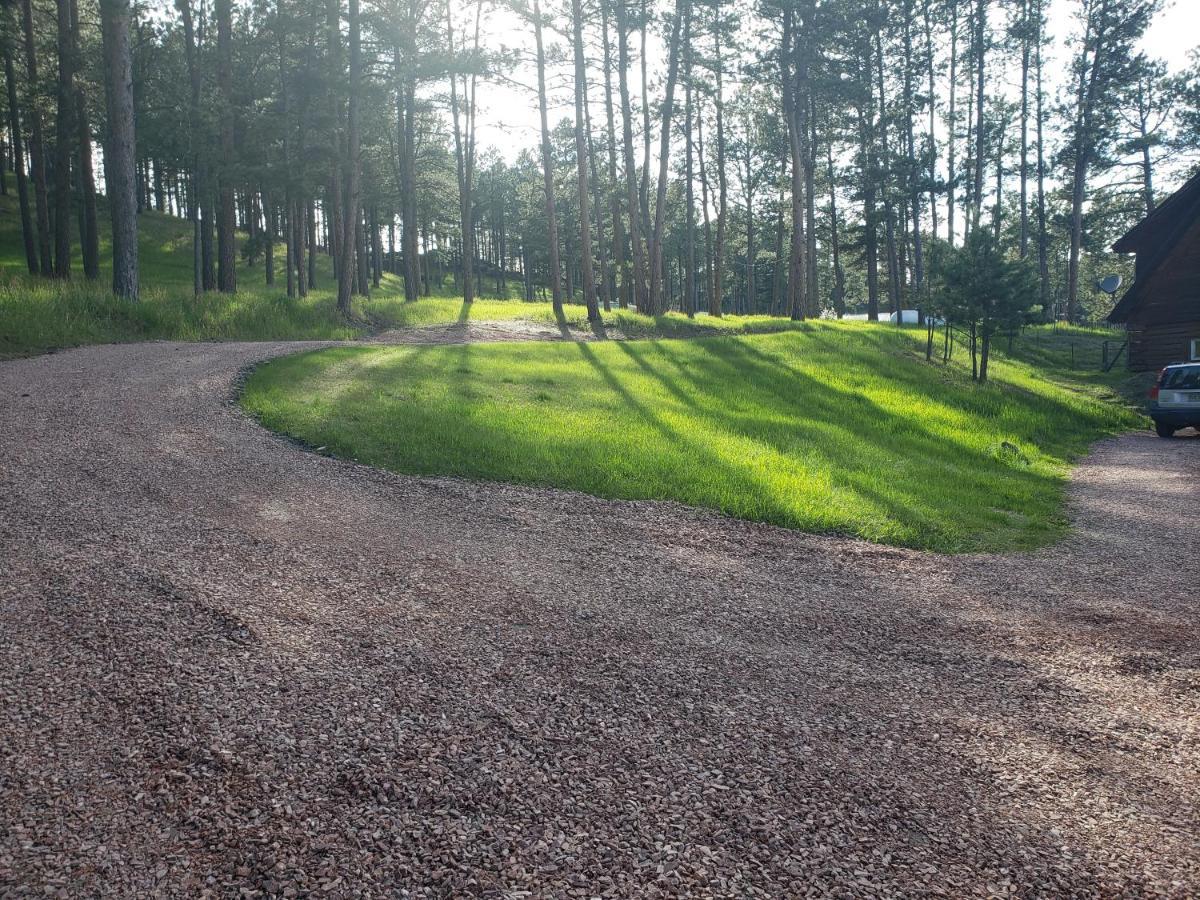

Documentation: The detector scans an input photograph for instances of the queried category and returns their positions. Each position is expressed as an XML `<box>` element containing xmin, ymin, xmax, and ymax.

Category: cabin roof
<box><xmin>1108</xmin><ymin>169</ymin><xmax>1200</xmax><ymax>324</ymax></box>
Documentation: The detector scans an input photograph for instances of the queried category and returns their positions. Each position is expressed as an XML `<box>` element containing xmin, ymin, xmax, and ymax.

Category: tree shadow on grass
<box><xmin>570</xmin><ymin>340</ymin><xmax>785</xmax><ymax>513</ymax></box>
<box><xmin>724</xmin><ymin>331</ymin><xmax>1104</xmax><ymax>469</ymax></box>
<box><xmin>264</xmin><ymin>330</ymin><xmax>1087</xmax><ymax>550</ymax></box>
<box><xmin>552</xmin><ymin>305</ymin><xmax>613</xmax><ymax>341</ymax></box>
<box><xmin>796</xmin><ymin>326</ymin><xmax>1134</xmax><ymax>442</ymax></box>
<box><xmin>621</xmin><ymin>341</ymin><xmax>948</xmax><ymax>544</ymax></box>
<box><xmin>621</xmin><ymin>336</ymin><xmax>1068</xmax><ymax>549</ymax></box>
<box><xmin>365</xmin><ymin>332</ymin><xmax>1060</xmax><ymax>549</ymax></box>
<box><xmin>551</xmin><ymin>306</ymin><xmax>575</xmax><ymax>341</ymax></box>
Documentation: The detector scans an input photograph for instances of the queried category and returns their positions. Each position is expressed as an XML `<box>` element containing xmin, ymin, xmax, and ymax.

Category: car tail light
<box><xmin>1150</xmin><ymin>368</ymin><xmax>1166</xmax><ymax>400</ymax></box>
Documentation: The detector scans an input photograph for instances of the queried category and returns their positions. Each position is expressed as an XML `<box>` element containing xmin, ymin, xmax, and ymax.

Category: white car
<box><xmin>1149</xmin><ymin>363</ymin><xmax>1200</xmax><ymax>438</ymax></box>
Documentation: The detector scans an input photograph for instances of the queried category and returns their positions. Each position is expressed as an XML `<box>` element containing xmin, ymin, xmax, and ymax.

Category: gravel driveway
<box><xmin>1</xmin><ymin>337</ymin><xmax>1197</xmax><ymax>898</ymax></box>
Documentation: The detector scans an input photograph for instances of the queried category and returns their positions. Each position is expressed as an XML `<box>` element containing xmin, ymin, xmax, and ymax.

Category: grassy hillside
<box><xmin>241</xmin><ymin>322</ymin><xmax>1142</xmax><ymax>553</ymax></box>
<box><xmin>0</xmin><ymin>196</ymin><xmax>832</xmax><ymax>357</ymax></box>
<box><xmin>0</xmin><ymin>197</ymin><xmax>357</xmax><ymax>354</ymax></box>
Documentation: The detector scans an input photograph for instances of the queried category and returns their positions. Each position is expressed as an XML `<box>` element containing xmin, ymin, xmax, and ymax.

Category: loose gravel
<box><xmin>1</xmin><ymin>336</ymin><xmax>1197</xmax><ymax>898</ymax></box>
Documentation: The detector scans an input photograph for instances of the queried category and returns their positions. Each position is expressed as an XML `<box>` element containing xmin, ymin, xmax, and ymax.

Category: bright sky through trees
<box><xmin>474</xmin><ymin>0</ymin><xmax>1198</xmax><ymax>166</ymax></box>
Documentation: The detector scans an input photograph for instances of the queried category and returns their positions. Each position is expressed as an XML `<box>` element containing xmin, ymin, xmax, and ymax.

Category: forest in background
<box><xmin>1</xmin><ymin>0</ymin><xmax>1197</xmax><ymax>328</ymax></box>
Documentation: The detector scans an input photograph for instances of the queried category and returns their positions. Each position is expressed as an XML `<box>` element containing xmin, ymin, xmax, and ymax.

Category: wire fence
<box><xmin>929</xmin><ymin>322</ymin><xmax>1128</xmax><ymax>372</ymax></box>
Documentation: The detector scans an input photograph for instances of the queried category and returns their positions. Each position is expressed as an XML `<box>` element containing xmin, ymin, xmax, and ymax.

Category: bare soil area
<box><xmin>369</xmin><ymin>319</ymin><xmax>625</xmax><ymax>345</ymax></box>
<box><xmin>1</xmin><ymin>338</ymin><xmax>1196</xmax><ymax>897</ymax></box>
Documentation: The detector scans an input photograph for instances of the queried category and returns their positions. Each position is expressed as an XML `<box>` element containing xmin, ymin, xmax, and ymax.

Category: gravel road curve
<box><xmin>1</xmin><ymin>336</ymin><xmax>1197</xmax><ymax>898</ymax></box>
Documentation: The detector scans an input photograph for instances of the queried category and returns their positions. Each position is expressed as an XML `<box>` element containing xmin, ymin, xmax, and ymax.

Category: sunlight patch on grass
<box><xmin>241</xmin><ymin>323</ymin><xmax>1141</xmax><ymax>553</ymax></box>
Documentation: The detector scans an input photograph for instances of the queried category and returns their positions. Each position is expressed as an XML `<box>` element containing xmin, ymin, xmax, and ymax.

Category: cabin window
<box><xmin>1191</xmin><ymin>339</ymin><xmax>1200</xmax><ymax>362</ymax></box>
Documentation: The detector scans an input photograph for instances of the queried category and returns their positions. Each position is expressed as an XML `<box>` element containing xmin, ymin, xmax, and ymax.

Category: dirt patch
<box><xmin>370</xmin><ymin>319</ymin><xmax>626</xmax><ymax>345</ymax></box>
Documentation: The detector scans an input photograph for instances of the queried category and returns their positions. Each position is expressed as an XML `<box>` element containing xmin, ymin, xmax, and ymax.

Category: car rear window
<box><xmin>1163</xmin><ymin>366</ymin><xmax>1200</xmax><ymax>389</ymax></box>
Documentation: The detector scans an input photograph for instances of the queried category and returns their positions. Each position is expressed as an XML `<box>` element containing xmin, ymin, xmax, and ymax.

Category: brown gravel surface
<box><xmin>1</xmin><ymin>338</ymin><xmax>1198</xmax><ymax>898</ymax></box>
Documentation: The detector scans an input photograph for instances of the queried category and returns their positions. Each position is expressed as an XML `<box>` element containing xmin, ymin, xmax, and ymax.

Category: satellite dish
<box><xmin>1097</xmin><ymin>274</ymin><xmax>1123</xmax><ymax>295</ymax></box>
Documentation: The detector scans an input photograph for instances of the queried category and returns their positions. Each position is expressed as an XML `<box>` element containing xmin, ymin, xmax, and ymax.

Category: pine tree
<box><xmin>99</xmin><ymin>0</ymin><xmax>138</xmax><ymax>300</ymax></box>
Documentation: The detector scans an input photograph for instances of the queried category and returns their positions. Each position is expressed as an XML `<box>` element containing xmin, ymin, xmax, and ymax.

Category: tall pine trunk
<box><xmin>781</xmin><ymin>6</ymin><xmax>808</xmax><ymax>321</ymax></box>
<box><xmin>307</xmin><ymin>198</ymin><xmax>317</xmax><ymax>287</ymax></box>
<box><xmin>370</xmin><ymin>204</ymin><xmax>382</xmax><ymax>289</ymax></box>
<box><xmin>827</xmin><ymin>142</ymin><xmax>845</xmax><ymax>317</ymax></box>
<box><xmin>743</xmin><ymin>150</ymin><xmax>756</xmax><ymax>315</ymax></box>
<box><xmin>284</xmin><ymin>204</ymin><xmax>295</xmax><ymax>297</ymax></box>
<box><xmin>946</xmin><ymin>0</ymin><xmax>958</xmax><ymax>245</ymax></box>
<box><xmin>216</xmin><ymin>0</ymin><xmax>237</xmax><ymax>292</ymax></box>
<box><xmin>697</xmin><ymin>102</ymin><xmax>714</xmax><ymax>315</ymax></box>
<box><xmin>398</xmin><ymin>26</ymin><xmax>420</xmax><ymax>301</ymax></box>
<box><xmin>858</xmin><ymin>91</ymin><xmax>881</xmax><ymax>321</ymax></box>
<box><xmin>600</xmin><ymin>0</ymin><xmax>625</xmax><ymax>309</ymax></box>
<box><xmin>583</xmin><ymin>75</ymin><xmax>609</xmax><ymax>312</ymax></box>
<box><xmin>99</xmin><ymin>0</ymin><xmax>138</xmax><ymax>299</ymax></box>
<box><xmin>276</xmin><ymin>0</ymin><xmax>294</xmax><ymax>298</ymax></box>
<box><xmin>902</xmin><ymin>0</ymin><xmax>923</xmax><ymax>302</ymax></box>
<box><xmin>1034</xmin><ymin>0</ymin><xmax>1049</xmax><ymax>314</ymax></box>
<box><xmin>264</xmin><ymin>192</ymin><xmax>275</xmax><ymax>285</ymax></box>
<box><xmin>1066</xmin><ymin>10</ymin><xmax>1105</xmax><ymax>323</ymax></box>
<box><xmin>921</xmin><ymin>0</ymin><xmax>938</xmax><ymax>241</ymax></box>
<box><xmin>971</xmin><ymin>0</ymin><xmax>986</xmax><ymax>233</ymax></box>
<box><xmin>647</xmin><ymin>0</ymin><xmax>683</xmax><ymax>314</ymax></box>
<box><xmin>570</xmin><ymin>0</ymin><xmax>599</xmax><ymax>322</ymax></box>
<box><xmin>712</xmin><ymin>18</ymin><xmax>727</xmax><ymax>317</ymax></box>
<box><xmin>682</xmin><ymin>12</ymin><xmax>695</xmax><ymax>318</ymax></box>
<box><xmin>447</xmin><ymin>0</ymin><xmax>481</xmax><ymax>305</ymax></box>
<box><xmin>771</xmin><ymin>185</ymin><xmax>785</xmax><ymax>316</ymax></box>
<box><xmin>3</xmin><ymin>35</ymin><xmax>38</xmax><ymax>274</ymax></box>
<box><xmin>20</xmin><ymin>0</ymin><xmax>51</xmax><ymax>275</ymax></box>
<box><xmin>616</xmin><ymin>0</ymin><xmax>648</xmax><ymax>312</ymax></box>
<box><xmin>875</xmin><ymin>29</ymin><xmax>900</xmax><ymax>319</ymax></box>
<box><xmin>296</xmin><ymin>200</ymin><xmax>309</xmax><ymax>296</ymax></box>
<box><xmin>355</xmin><ymin>200</ymin><xmax>369</xmax><ymax>297</ymax></box>
<box><xmin>1018</xmin><ymin>0</ymin><xmax>1029</xmax><ymax>257</ymax></box>
<box><xmin>638</xmin><ymin>0</ymin><xmax>650</xmax><ymax>230</ymax></box>
<box><xmin>177</xmin><ymin>0</ymin><xmax>203</xmax><ymax>295</ymax></box>
<box><xmin>336</xmin><ymin>0</ymin><xmax>361</xmax><ymax>315</ymax></box>
<box><xmin>53</xmin><ymin>0</ymin><xmax>76</xmax><ymax>277</ymax></box>
<box><xmin>532</xmin><ymin>0</ymin><xmax>562</xmax><ymax>313</ymax></box>
<box><xmin>71</xmin><ymin>0</ymin><xmax>98</xmax><ymax>280</ymax></box>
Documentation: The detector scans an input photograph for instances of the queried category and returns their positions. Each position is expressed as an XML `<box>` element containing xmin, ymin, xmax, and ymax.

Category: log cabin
<box><xmin>1107</xmin><ymin>169</ymin><xmax>1200</xmax><ymax>371</ymax></box>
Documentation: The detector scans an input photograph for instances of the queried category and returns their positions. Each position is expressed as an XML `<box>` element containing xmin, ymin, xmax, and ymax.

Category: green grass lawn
<box><xmin>241</xmin><ymin>322</ymin><xmax>1143</xmax><ymax>553</ymax></box>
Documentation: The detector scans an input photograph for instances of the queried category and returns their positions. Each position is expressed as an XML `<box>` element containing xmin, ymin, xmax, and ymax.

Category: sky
<box><xmin>1132</xmin><ymin>0</ymin><xmax>1197</xmax><ymax>73</ymax></box>
<box><xmin>470</xmin><ymin>0</ymin><xmax>1200</xmax><ymax>163</ymax></box>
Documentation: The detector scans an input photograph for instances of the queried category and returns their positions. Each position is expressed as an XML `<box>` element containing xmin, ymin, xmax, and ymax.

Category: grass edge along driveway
<box><xmin>240</xmin><ymin>323</ymin><xmax>1141</xmax><ymax>553</ymax></box>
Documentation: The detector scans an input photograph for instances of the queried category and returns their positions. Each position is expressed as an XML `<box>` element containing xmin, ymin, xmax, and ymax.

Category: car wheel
<box><xmin>1155</xmin><ymin>421</ymin><xmax>1176</xmax><ymax>439</ymax></box>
